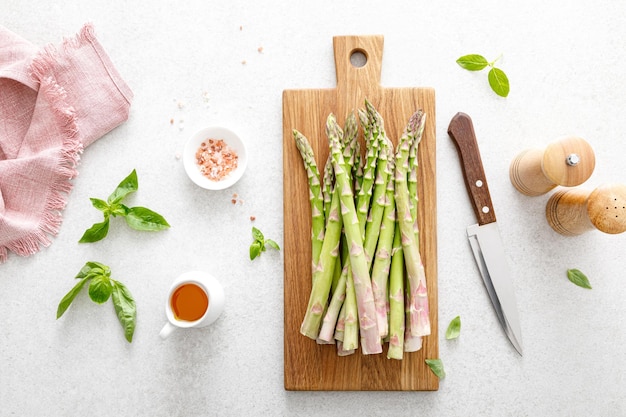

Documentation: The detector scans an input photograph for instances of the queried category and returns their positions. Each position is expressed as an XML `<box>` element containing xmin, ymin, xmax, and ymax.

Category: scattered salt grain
<box><xmin>230</xmin><ymin>193</ymin><xmax>245</xmax><ymax>206</ymax></box>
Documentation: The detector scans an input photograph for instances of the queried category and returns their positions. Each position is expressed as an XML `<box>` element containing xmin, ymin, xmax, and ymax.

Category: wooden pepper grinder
<box><xmin>509</xmin><ymin>136</ymin><xmax>595</xmax><ymax>196</ymax></box>
<box><xmin>545</xmin><ymin>183</ymin><xmax>626</xmax><ymax>235</ymax></box>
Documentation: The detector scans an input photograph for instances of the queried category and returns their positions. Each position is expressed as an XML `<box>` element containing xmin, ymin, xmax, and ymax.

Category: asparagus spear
<box><xmin>407</xmin><ymin>130</ymin><xmax>419</xmax><ymax>240</ymax></box>
<box><xmin>405</xmin><ymin>124</ymin><xmax>424</xmax><ymax>351</ymax></box>
<box><xmin>318</xmin><ymin>262</ymin><xmax>348</xmax><ymax>342</ymax></box>
<box><xmin>355</xmin><ymin>100</ymin><xmax>384</xmax><ymax>238</ymax></box>
<box><xmin>333</xmin><ymin>112</ymin><xmax>362</xmax><ymax>350</ymax></box>
<box><xmin>299</xmin><ymin>168</ymin><xmax>343</xmax><ymax>339</ymax></box>
<box><xmin>394</xmin><ymin>110</ymin><xmax>431</xmax><ymax>338</ymax></box>
<box><xmin>327</xmin><ymin>113</ymin><xmax>382</xmax><ymax>354</ymax></box>
<box><xmin>320</xmin><ymin>112</ymin><xmax>360</xmax><ymax>345</ymax></box>
<box><xmin>387</xmin><ymin>222</ymin><xmax>405</xmax><ymax>359</ymax></box>
<box><xmin>363</xmin><ymin>137</ymin><xmax>392</xmax><ymax>267</ymax></box>
<box><xmin>294</xmin><ymin>130</ymin><xmax>326</xmax><ymax>270</ymax></box>
<box><xmin>370</xmin><ymin>156</ymin><xmax>395</xmax><ymax>339</ymax></box>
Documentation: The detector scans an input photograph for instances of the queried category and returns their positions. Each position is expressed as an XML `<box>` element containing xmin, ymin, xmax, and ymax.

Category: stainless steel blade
<box><xmin>467</xmin><ymin>222</ymin><xmax>524</xmax><ymax>356</ymax></box>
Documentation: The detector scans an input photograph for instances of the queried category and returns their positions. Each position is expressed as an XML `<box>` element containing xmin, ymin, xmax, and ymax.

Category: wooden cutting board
<box><xmin>282</xmin><ymin>35</ymin><xmax>438</xmax><ymax>391</ymax></box>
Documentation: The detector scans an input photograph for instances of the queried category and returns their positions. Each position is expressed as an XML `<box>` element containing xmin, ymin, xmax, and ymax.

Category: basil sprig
<box><xmin>79</xmin><ymin>169</ymin><xmax>170</xmax><ymax>243</ymax></box>
<box><xmin>456</xmin><ymin>53</ymin><xmax>510</xmax><ymax>97</ymax></box>
<box><xmin>57</xmin><ymin>262</ymin><xmax>137</xmax><ymax>343</ymax></box>
<box><xmin>249</xmin><ymin>227</ymin><xmax>280</xmax><ymax>260</ymax></box>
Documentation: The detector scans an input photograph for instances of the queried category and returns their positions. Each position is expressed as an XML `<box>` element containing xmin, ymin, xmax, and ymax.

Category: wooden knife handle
<box><xmin>447</xmin><ymin>112</ymin><xmax>497</xmax><ymax>225</ymax></box>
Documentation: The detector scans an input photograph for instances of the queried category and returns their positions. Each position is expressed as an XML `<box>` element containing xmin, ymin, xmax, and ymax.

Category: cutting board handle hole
<box><xmin>349</xmin><ymin>49</ymin><xmax>368</xmax><ymax>68</ymax></box>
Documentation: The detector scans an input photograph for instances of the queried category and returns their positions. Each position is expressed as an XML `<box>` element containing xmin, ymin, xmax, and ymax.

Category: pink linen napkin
<box><xmin>0</xmin><ymin>23</ymin><xmax>133</xmax><ymax>263</ymax></box>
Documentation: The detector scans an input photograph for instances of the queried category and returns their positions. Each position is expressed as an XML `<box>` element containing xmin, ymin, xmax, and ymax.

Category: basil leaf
<box><xmin>567</xmin><ymin>269</ymin><xmax>592</xmax><ymax>289</ymax></box>
<box><xmin>111</xmin><ymin>280</ymin><xmax>137</xmax><ymax>343</ymax></box>
<box><xmin>488</xmin><ymin>67</ymin><xmax>510</xmax><ymax>97</ymax></box>
<box><xmin>252</xmin><ymin>227</ymin><xmax>264</xmax><ymax>242</ymax></box>
<box><xmin>78</xmin><ymin>218</ymin><xmax>110</xmax><ymax>243</ymax></box>
<box><xmin>425</xmin><ymin>358</ymin><xmax>446</xmax><ymax>379</ymax></box>
<box><xmin>87</xmin><ymin>261</ymin><xmax>110</xmax><ymax>277</ymax></box>
<box><xmin>456</xmin><ymin>54</ymin><xmax>489</xmax><ymax>71</ymax></box>
<box><xmin>265</xmin><ymin>239</ymin><xmax>280</xmax><ymax>251</ymax></box>
<box><xmin>445</xmin><ymin>316</ymin><xmax>461</xmax><ymax>340</ymax></box>
<box><xmin>57</xmin><ymin>277</ymin><xmax>89</xmax><ymax>319</ymax></box>
<box><xmin>124</xmin><ymin>206</ymin><xmax>170</xmax><ymax>231</ymax></box>
<box><xmin>88</xmin><ymin>275</ymin><xmax>113</xmax><ymax>304</ymax></box>
<box><xmin>107</xmin><ymin>169</ymin><xmax>138</xmax><ymax>204</ymax></box>
<box><xmin>76</xmin><ymin>263</ymin><xmax>95</xmax><ymax>279</ymax></box>
<box><xmin>90</xmin><ymin>198</ymin><xmax>110</xmax><ymax>213</ymax></box>
<box><xmin>250</xmin><ymin>241</ymin><xmax>262</xmax><ymax>260</ymax></box>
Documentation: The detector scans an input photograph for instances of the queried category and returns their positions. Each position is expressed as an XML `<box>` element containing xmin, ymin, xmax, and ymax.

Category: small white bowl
<box><xmin>183</xmin><ymin>126</ymin><xmax>247</xmax><ymax>190</ymax></box>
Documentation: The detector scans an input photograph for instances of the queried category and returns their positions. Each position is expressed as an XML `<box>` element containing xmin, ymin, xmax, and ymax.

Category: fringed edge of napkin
<box><xmin>0</xmin><ymin>26</ymin><xmax>92</xmax><ymax>264</ymax></box>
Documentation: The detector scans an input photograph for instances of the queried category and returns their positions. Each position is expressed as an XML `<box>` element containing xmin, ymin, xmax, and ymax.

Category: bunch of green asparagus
<box><xmin>293</xmin><ymin>99</ymin><xmax>431</xmax><ymax>359</ymax></box>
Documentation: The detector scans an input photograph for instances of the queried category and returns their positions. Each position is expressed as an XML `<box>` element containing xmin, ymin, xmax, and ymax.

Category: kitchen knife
<box><xmin>447</xmin><ymin>112</ymin><xmax>523</xmax><ymax>356</ymax></box>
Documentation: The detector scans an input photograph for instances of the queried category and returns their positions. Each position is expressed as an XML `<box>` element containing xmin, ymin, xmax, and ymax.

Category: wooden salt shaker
<box><xmin>509</xmin><ymin>136</ymin><xmax>595</xmax><ymax>196</ymax></box>
<box><xmin>545</xmin><ymin>184</ymin><xmax>626</xmax><ymax>235</ymax></box>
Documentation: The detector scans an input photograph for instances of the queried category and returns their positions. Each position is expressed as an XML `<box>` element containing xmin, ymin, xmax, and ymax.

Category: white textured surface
<box><xmin>3</xmin><ymin>1</ymin><xmax>626</xmax><ymax>416</ymax></box>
